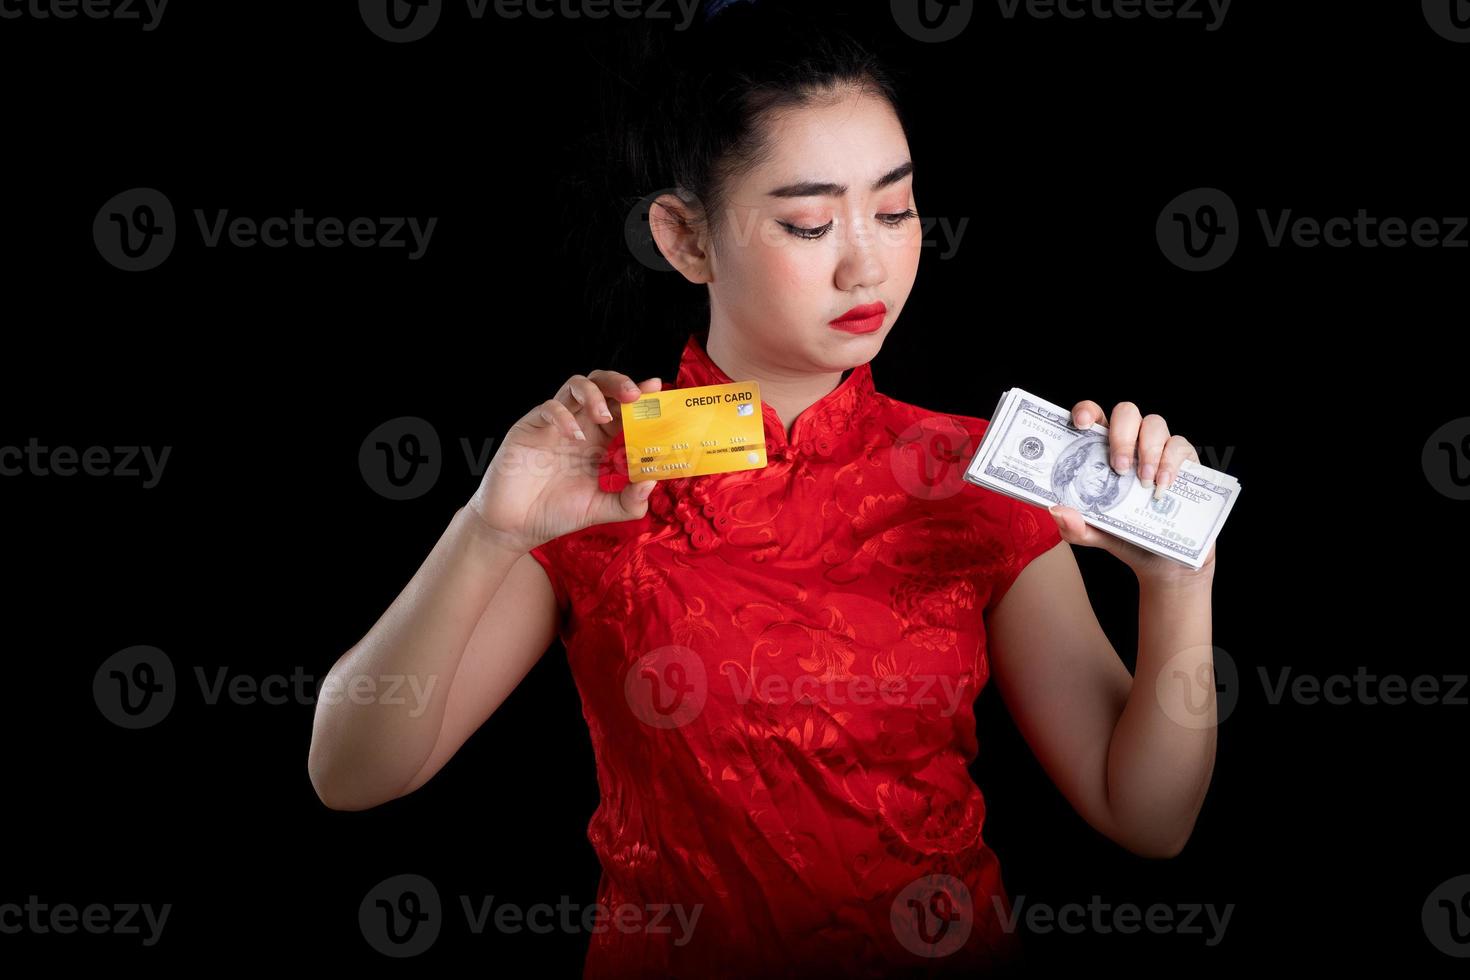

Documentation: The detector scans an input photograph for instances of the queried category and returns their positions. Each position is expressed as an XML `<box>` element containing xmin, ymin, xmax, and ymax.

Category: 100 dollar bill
<box><xmin>963</xmin><ymin>388</ymin><xmax>1239</xmax><ymax>569</ymax></box>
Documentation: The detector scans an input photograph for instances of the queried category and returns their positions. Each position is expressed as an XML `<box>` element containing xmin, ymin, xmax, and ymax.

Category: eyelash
<box><xmin>779</xmin><ymin>209</ymin><xmax>919</xmax><ymax>241</ymax></box>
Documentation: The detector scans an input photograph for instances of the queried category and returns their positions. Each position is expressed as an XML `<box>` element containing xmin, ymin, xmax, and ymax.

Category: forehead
<box><xmin>748</xmin><ymin>87</ymin><xmax>909</xmax><ymax>182</ymax></box>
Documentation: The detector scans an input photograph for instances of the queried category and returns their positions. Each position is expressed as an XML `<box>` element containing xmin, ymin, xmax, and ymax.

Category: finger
<box><xmin>555</xmin><ymin>374</ymin><xmax>610</xmax><ymax>423</ymax></box>
<box><xmin>573</xmin><ymin>375</ymin><xmax>617</xmax><ymax>424</ymax></box>
<box><xmin>532</xmin><ymin>397</ymin><xmax>587</xmax><ymax>442</ymax></box>
<box><xmin>1135</xmin><ymin>413</ymin><xmax>1171</xmax><ymax>488</ymax></box>
<box><xmin>1106</xmin><ymin>401</ymin><xmax>1143</xmax><ymax>475</ymax></box>
<box><xmin>587</xmin><ymin>369</ymin><xmax>648</xmax><ymax>405</ymax></box>
<box><xmin>1070</xmin><ymin>399</ymin><xmax>1106</xmax><ymax>429</ymax></box>
<box><xmin>1151</xmin><ymin>434</ymin><xmax>1199</xmax><ymax>501</ymax></box>
<box><xmin>586</xmin><ymin>476</ymin><xmax>659</xmax><ymax>526</ymax></box>
<box><xmin>600</xmin><ymin>377</ymin><xmax>664</xmax><ymax>427</ymax></box>
<box><xmin>1048</xmin><ymin>504</ymin><xmax>1146</xmax><ymax>563</ymax></box>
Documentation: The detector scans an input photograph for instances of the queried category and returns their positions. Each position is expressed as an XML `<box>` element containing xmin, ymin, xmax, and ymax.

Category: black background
<box><xmin>2</xmin><ymin>0</ymin><xmax>1466</xmax><ymax>972</ymax></box>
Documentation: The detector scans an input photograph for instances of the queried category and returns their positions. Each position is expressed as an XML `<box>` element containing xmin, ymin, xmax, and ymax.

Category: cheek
<box><xmin>897</xmin><ymin>225</ymin><xmax>923</xmax><ymax>279</ymax></box>
<box><xmin>745</xmin><ymin>236</ymin><xmax>827</xmax><ymax>296</ymax></box>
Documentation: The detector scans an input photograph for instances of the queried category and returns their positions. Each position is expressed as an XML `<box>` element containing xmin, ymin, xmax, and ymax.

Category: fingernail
<box><xmin>625</xmin><ymin>381</ymin><xmax>640</xmax><ymax>392</ymax></box>
<box><xmin>638</xmin><ymin>480</ymin><xmax>655</xmax><ymax>496</ymax></box>
<box><xmin>1139</xmin><ymin>463</ymin><xmax>1155</xmax><ymax>487</ymax></box>
<box><xmin>573</xmin><ymin>428</ymin><xmax>586</xmax><ymax>441</ymax></box>
<box><xmin>1113</xmin><ymin>454</ymin><xmax>1131</xmax><ymax>473</ymax></box>
<box><xmin>599</xmin><ymin>408</ymin><xmax>613</xmax><ymax>420</ymax></box>
<box><xmin>648</xmin><ymin>377</ymin><xmax>661</xmax><ymax>387</ymax></box>
<box><xmin>1153</xmin><ymin>478</ymin><xmax>1166</xmax><ymax>500</ymax></box>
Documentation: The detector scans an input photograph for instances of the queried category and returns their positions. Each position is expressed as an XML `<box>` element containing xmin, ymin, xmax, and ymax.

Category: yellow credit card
<box><xmin>623</xmin><ymin>380</ymin><xmax>768</xmax><ymax>482</ymax></box>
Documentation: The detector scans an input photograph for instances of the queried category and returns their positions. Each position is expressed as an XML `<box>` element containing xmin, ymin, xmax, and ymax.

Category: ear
<box><xmin>648</xmin><ymin>190</ymin><xmax>713</xmax><ymax>284</ymax></box>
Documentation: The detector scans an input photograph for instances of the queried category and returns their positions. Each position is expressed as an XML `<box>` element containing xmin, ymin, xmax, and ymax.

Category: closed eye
<box><xmin>779</xmin><ymin>210</ymin><xmax>919</xmax><ymax>241</ymax></box>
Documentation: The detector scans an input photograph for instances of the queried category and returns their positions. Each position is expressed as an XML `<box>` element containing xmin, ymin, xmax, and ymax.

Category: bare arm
<box><xmin>306</xmin><ymin>506</ymin><xmax>554</xmax><ymax>811</ymax></box>
<box><xmin>307</xmin><ymin>369</ymin><xmax>662</xmax><ymax>811</ymax></box>
<box><xmin>985</xmin><ymin>539</ymin><xmax>1217</xmax><ymax>858</ymax></box>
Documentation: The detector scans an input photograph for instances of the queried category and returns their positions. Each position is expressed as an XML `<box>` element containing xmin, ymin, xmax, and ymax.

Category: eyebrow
<box><xmin>765</xmin><ymin>161</ymin><xmax>914</xmax><ymax>199</ymax></box>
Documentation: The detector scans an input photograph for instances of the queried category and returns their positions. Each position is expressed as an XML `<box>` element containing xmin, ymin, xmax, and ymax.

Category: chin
<box><xmin>815</xmin><ymin>327</ymin><xmax>884</xmax><ymax>367</ymax></box>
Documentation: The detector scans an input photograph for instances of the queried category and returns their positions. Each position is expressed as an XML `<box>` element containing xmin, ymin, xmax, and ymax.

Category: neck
<box><xmin>704</xmin><ymin>324</ymin><xmax>847</xmax><ymax>441</ymax></box>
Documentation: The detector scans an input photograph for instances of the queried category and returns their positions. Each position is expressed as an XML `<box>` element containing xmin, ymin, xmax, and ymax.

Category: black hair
<box><xmin>560</xmin><ymin>0</ymin><xmax>911</xmax><ymax>376</ymax></box>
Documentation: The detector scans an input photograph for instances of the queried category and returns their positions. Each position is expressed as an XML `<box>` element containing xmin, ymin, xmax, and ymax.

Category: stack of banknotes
<box><xmin>963</xmin><ymin>388</ymin><xmax>1240</xmax><ymax>569</ymax></box>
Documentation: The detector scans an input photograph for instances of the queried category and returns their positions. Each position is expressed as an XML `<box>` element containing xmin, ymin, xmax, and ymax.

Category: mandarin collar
<box><xmin>672</xmin><ymin>332</ymin><xmax>877</xmax><ymax>460</ymax></box>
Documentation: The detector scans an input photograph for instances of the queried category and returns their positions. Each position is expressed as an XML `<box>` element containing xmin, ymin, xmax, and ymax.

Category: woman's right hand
<box><xmin>467</xmin><ymin>370</ymin><xmax>663</xmax><ymax>554</ymax></box>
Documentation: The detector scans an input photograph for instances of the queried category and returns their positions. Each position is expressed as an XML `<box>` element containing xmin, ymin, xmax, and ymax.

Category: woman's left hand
<box><xmin>1048</xmin><ymin>399</ymin><xmax>1217</xmax><ymax>584</ymax></box>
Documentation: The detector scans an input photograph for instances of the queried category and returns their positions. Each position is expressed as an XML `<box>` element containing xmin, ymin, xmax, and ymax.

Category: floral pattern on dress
<box><xmin>528</xmin><ymin>332</ymin><xmax>1062</xmax><ymax>979</ymax></box>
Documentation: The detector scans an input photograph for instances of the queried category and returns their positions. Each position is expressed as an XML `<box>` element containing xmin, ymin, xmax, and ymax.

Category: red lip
<box><xmin>831</xmin><ymin>301</ymin><xmax>886</xmax><ymax>324</ymax></box>
<box><xmin>830</xmin><ymin>301</ymin><xmax>886</xmax><ymax>333</ymax></box>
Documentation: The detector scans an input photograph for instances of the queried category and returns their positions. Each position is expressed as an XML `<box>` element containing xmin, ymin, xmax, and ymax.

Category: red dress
<box><xmin>530</xmin><ymin>333</ymin><xmax>1062</xmax><ymax>978</ymax></box>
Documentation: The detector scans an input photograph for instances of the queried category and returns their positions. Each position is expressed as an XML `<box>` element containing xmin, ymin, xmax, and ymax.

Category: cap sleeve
<box><xmin>984</xmin><ymin>496</ymin><xmax>1064</xmax><ymax>614</ymax></box>
<box><xmin>528</xmin><ymin>538</ymin><xmax>571</xmax><ymax>614</ymax></box>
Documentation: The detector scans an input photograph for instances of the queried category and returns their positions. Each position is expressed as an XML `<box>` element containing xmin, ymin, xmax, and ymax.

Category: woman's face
<box><xmin>685</xmin><ymin>85</ymin><xmax>921</xmax><ymax>375</ymax></box>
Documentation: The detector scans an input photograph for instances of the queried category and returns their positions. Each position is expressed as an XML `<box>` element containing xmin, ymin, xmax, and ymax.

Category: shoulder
<box><xmin>874</xmin><ymin>391</ymin><xmax>993</xmax><ymax>445</ymax></box>
<box><xmin>871</xmin><ymin>391</ymin><xmax>994</xmax><ymax>505</ymax></box>
<box><xmin>874</xmin><ymin>390</ymin><xmax>1059</xmax><ymax>568</ymax></box>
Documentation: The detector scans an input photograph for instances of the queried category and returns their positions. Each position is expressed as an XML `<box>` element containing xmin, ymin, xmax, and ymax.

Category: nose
<box><xmin>833</xmin><ymin>213</ymin><xmax>890</xmax><ymax>293</ymax></box>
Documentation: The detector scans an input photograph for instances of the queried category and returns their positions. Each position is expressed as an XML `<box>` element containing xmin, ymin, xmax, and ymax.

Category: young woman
<box><xmin>308</xmin><ymin>2</ymin><xmax>1218</xmax><ymax>975</ymax></box>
